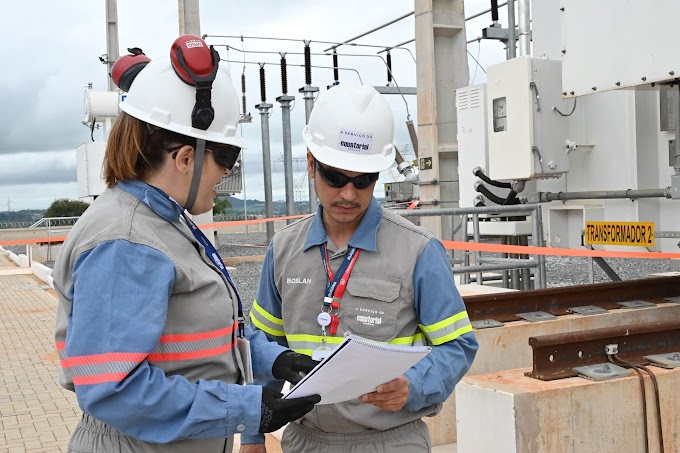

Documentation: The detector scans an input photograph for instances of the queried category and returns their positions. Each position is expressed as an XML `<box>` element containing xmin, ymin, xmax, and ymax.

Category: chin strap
<box><xmin>184</xmin><ymin>138</ymin><xmax>206</xmax><ymax>212</ymax></box>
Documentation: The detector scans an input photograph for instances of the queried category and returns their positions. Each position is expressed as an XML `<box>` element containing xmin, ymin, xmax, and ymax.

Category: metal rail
<box><xmin>528</xmin><ymin>320</ymin><xmax>680</xmax><ymax>380</ymax></box>
<box><xmin>463</xmin><ymin>275</ymin><xmax>680</xmax><ymax>322</ymax></box>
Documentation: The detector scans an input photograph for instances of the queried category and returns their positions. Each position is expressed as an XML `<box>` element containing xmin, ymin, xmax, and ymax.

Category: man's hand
<box><xmin>239</xmin><ymin>444</ymin><xmax>267</xmax><ymax>453</ymax></box>
<box><xmin>360</xmin><ymin>375</ymin><xmax>410</xmax><ymax>412</ymax></box>
<box><xmin>259</xmin><ymin>387</ymin><xmax>321</xmax><ymax>433</ymax></box>
<box><xmin>272</xmin><ymin>350</ymin><xmax>319</xmax><ymax>384</ymax></box>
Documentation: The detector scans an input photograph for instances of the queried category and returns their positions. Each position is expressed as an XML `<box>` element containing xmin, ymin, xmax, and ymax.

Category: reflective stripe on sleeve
<box><xmin>57</xmin><ymin>323</ymin><xmax>238</xmax><ymax>385</ymax></box>
<box><xmin>249</xmin><ymin>301</ymin><xmax>286</xmax><ymax>337</ymax></box>
<box><xmin>419</xmin><ymin>311</ymin><xmax>473</xmax><ymax>345</ymax></box>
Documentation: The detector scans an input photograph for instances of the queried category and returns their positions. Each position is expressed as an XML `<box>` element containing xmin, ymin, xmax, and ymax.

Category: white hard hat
<box><xmin>303</xmin><ymin>84</ymin><xmax>395</xmax><ymax>173</ymax></box>
<box><xmin>119</xmin><ymin>57</ymin><xmax>247</xmax><ymax>149</ymax></box>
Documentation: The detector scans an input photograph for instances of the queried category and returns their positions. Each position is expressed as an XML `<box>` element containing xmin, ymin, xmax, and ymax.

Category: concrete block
<box><xmin>457</xmin><ymin>367</ymin><xmax>680</xmax><ymax>453</ymax></box>
<box><xmin>437</xmin><ymin>303</ymin><xmax>680</xmax><ymax>444</ymax></box>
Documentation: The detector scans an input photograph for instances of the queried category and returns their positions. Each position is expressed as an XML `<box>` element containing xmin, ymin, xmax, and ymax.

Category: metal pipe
<box><xmin>276</xmin><ymin>95</ymin><xmax>296</xmax><ymax>224</ymax></box>
<box><xmin>518</xmin><ymin>0</ymin><xmax>531</xmax><ymax>55</ymax></box>
<box><xmin>530</xmin><ymin>205</ymin><xmax>544</xmax><ymax>288</ymax></box>
<box><xmin>472</xmin><ymin>214</ymin><xmax>482</xmax><ymax>285</ymax></box>
<box><xmin>178</xmin><ymin>0</ymin><xmax>201</xmax><ymax>35</ymax></box>
<box><xmin>507</xmin><ymin>0</ymin><xmax>516</xmax><ymax>59</ymax></box>
<box><xmin>256</xmin><ymin>102</ymin><xmax>275</xmax><ymax>243</ymax></box>
<box><xmin>398</xmin><ymin>205</ymin><xmax>537</xmax><ymax>217</ymax></box>
<box><xmin>520</xmin><ymin>236</ymin><xmax>531</xmax><ymax>289</ymax></box>
<box><xmin>479</xmin><ymin>257</ymin><xmax>538</xmax><ymax>265</ymax></box>
<box><xmin>454</xmin><ymin>261</ymin><xmax>537</xmax><ymax>274</ymax></box>
<box><xmin>510</xmin><ymin>236</ymin><xmax>521</xmax><ymax>289</ymax></box>
<box><xmin>501</xmin><ymin>235</ymin><xmax>510</xmax><ymax>288</ymax></box>
<box><xmin>536</xmin><ymin>206</ymin><xmax>547</xmax><ymax>287</ymax></box>
<box><xmin>105</xmin><ymin>0</ymin><xmax>120</xmax><ymax>93</ymax></box>
<box><xmin>461</xmin><ymin>214</ymin><xmax>470</xmax><ymax>284</ymax></box>
<box><xmin>300</xmin><ymin>86</ymin><xmax>318</xmax><ymax>213</ymax></box>
<box><xmin>324</xmin><ymin>11</ymin><xmax>415</xmax><ymax>52</ymax></box>
<box><xmin>539</xmin><ymin>188</ymin><xmax>670</xmax><ymax>202</ymax></box>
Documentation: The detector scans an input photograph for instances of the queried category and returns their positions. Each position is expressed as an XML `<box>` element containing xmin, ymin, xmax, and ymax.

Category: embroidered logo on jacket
<box><xmin>356</xmin><ymin>315</ymin><xmax>383</xmax><ymax>326</ymax></box>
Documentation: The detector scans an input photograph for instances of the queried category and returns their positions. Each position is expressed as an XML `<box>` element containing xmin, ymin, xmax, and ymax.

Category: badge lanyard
<box><xmin>318</xmin><ymin>244</ymin><xmax>360</xmax><ymax>340</ymax></box>
<box><xmin>147</xmin><ymin>188</ymin><xmax>246</xmax><ymax>338</ymax></box>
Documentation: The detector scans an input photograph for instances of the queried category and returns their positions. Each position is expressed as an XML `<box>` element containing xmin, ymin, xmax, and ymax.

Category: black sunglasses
<box><xmin>208</xmin><ymin>144</ymin><xmax>241</xmax><ymax>170</ymax></box>
<box><xmin>166</xmin><ymin>143</ymin><xmax>241</xmax><ymax>171</ymax></box>
<box><xmin>315</xmin><ymin>160</ymin><xmax>379</xmax><ymax>190</ymax></box>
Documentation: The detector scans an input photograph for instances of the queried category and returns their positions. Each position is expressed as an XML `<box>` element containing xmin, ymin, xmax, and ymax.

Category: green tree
<box><xmin>44</xmin><ymin>198</ymin><xmax>90</xmax><ymax>218</ymax></box>
<box><xmin>213</xmin><ymin>197</ymin><xmax>232</xmax><ymax>215</ymax></box>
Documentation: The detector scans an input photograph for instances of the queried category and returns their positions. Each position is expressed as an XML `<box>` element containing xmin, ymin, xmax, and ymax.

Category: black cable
<box><xmin>553</xmin><ymin>97</ymin><xmax>577</xmax><ymax>117</ymax></box>
<box><xmin>90</xmin><ymin>119</ymin><xmax>96</xmax><ymax>142</ymax></box>
<box><xmin>474</xmin><ymin>168</ymin><xmax>512</xmax><ymax>189</ymax></box>
<box><xmin>491</xmin><ymin>0</ymin><xmax>499</xmax><ymax>22</ymax></box>
<box><xmin>241</xmin><ymin>73</ymin><xmax>247</xmax><ymax>115</ymax></box>
<box><xmin>386</xmin><ymin>51</ymin><xmax>393</xmax><ymax>83</ymax></box>
<box><xmin>280</xmin><ymin>55</ymin><xmax>288</xmax><ymax>95</ymax></box>
<box><xmin>609</xmin><ymin>355</ymin><xmax>649</xmax><ymax>453</ymax></box>
<box><xmin>304</xmin><ymin>43</ymin><xmax>312</xmax><ymax>86</ymax></box>
<box><xmin>502</xmin><ymin>190</ymin><xmax>517</xmax><ymax>205</ymax></box>
<box><xmin>637</xmin><ymin>363</ymin><xmax>665</xmax><ymax>452</ymax></box>
<box><xmin>475</xmin><ymin>183</ymin><xmax>521</xmax><ymax>205</ymax></box>
<box><xmin>259</xmin><ymin>64</ymin><xmax>266</xmax><ymax>103</ymax></box>
<box><xmin>332</xmin><ymin>50</ymin><xmax>339</xmax><ymax>83</ymax></box>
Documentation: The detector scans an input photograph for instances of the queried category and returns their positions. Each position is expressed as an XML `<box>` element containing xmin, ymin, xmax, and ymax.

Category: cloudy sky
<box><xmin>0</xmin><ymin>0</ymin><xmax>505</xmax><ymax>211</ymax></box>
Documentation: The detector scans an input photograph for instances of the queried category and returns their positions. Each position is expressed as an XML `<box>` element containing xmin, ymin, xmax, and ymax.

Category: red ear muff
<box><xmin>169</xmin><ymin>34</ymin><xmax>221</xmax><ymax>130</ymax></box>
<box><xmin>170</xmin><ymin>35</ymin><xmax>215</xmax><ymax>85</ymax></box>
<box><xmin>110</xmin><ymin>47</ymin><xmax>151</xmax><ymax>92</ymax></box>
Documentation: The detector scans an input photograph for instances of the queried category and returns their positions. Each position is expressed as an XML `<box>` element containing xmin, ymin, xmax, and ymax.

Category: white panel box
<box><xmin>487</xmin><ymin>56</ymin><xmax>570</xmax><ymax>180</ymax></box>
<box><xmin>561</xmin><ymin>0</ymin><xmax>680</xmax><ymax>98</ymax></box>
<box><xmin>76</xmin><ymin>142</ymin><xmax>107</xmax><ymax>198</ymax></box>
<box><xmin>456</xmin><ymin>84</ymin><xmax>488</xmax><ymax>207</ymax></box>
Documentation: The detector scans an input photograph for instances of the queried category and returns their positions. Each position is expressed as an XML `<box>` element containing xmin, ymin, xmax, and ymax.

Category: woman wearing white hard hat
<box><xmin>53</xmin><ymin>35</ymin><xmax>319</xmax><ymax>453</ymax></box>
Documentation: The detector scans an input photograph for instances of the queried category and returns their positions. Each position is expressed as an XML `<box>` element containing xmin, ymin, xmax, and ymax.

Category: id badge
<box><xmin>236</xmin><ymin>337</ymin><xmax>254</xmax><ymax>384</ymax></box>
<box><xmin>312</xmin><ymin>346</ymin><xmax>333</xmax><ymax>362</ymax></box>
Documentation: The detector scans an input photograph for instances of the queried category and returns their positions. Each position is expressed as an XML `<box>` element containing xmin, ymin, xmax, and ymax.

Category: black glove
<box><xmin>272</xmin><ymin>350</ymin><xmax>320</xmax><ymax>385</ymax></box>
<box><xmin>259</xmin><ymin>387</ymin><xmax>321</xmax><ymax>433</ymax></box>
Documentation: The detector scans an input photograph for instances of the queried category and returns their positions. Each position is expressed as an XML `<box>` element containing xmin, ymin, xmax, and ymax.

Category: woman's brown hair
<box><xmin>103</xmin><ymin>112</ymin><xmax>192</xmax><ymax>186</ymax></box>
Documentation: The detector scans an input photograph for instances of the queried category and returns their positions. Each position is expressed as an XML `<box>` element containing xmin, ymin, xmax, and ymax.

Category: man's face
<box><xmin>307</xmin><ymin>152</ymin><xmax>378</xmax><ymax>229</ymax></box>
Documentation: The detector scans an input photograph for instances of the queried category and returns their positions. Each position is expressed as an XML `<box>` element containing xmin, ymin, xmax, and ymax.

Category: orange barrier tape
<box><xmin>441</xmin><ymin>240</ymin><xmax>680</xmax><ymax>260</ymax></box>
<box><xmin>0</xmin><ymin>214</ymin><xmax>311</xmax><ymax>247</ymax></box>
<box><xmin>2</xmin><ymin>215</ymin><xmax>679</xmax><ymax>260</ymax></box>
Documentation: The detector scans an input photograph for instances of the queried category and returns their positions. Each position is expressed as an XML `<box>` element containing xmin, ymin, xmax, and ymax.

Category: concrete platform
<box><xmin>457</xmin><ymin>367</ymin><xmax>680</xmax><ymax>453</ymax></box>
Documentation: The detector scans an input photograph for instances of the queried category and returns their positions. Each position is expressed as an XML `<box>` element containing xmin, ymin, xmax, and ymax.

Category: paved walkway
<box><xmin>0</xmin><ymin>252</ymin><xmax>77</xmax><ymax>453</ymax></box>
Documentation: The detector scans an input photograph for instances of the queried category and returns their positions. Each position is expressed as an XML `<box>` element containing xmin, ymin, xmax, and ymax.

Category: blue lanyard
<box><xmin>147</xmin><ymin>188</ymin><xmax>245</xmax><ymax>337</ymax></box>
<box><xmin>319</xmin><ymin>244</ymin><xmax>359</xmax><ymax>306</ymax></box>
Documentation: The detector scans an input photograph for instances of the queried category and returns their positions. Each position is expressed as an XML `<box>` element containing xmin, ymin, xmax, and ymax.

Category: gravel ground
<box><xmin>4</xmin><ymin>232</ymin><xmax>677</xmax><ymax>320</ymax></box>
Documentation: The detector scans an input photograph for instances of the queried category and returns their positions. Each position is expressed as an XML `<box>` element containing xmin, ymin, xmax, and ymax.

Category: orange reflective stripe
<box><xmin>61</xmin><ymin>352</ymin><xmax>148</xmax><ymax>368</ymax></box>
<box><xmin>149</xmin><ymin>338</ymin><xmax>236</xmax><ymax>362</ymax></box>
<box><xmin>73</xmin><ymin>373</ymin><xmax>129</xmax><ymax>385</ymax></box>
<box><xmin>159</xmin><ymin>323</ymin><xmax>236</xmax><ymax>343</ymax></box>
<box><xmin>55</xmin><ymin>341</ymin><xmax>65</xmax><ymax>350</ymax></box>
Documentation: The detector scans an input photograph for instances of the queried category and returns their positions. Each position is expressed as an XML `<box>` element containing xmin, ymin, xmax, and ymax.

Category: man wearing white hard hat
<box><xmin>244</xmin><ymin>84</ymin><xmax>478</xmax><ymax>452</ymax></box>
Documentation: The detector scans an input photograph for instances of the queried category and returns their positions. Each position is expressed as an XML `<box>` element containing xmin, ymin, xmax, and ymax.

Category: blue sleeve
<box><xmin>66</xmin><ymin>240</ymin><xmax>262</xmax><ymax>443</ymax></box>
<box><xmin>403</xmin><ymin>239</ymin><xmax>478</xmax><ymax>411</ymax></box>
<box><xmin>242</xmin><ymin>242</ymin><xmax>288</xmax><ymax>445</ymax></box>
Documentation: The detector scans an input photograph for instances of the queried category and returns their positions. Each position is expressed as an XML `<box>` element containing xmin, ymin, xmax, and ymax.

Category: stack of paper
<box><xmin>284</xmin><ymin>333</ymin><xmax>431</xmax><ymax>405</ymax></box>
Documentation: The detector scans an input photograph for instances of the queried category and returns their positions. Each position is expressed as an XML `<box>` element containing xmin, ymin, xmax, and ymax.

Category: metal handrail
<box><xmin>396</xmin><ymin>204</ymin><xmax>547</xmax><ymax>289</ymax></box>
<box><xmin>30</xmin><ymin>217</ymin><xmax>80</xmax><ymax>229</ymax></box>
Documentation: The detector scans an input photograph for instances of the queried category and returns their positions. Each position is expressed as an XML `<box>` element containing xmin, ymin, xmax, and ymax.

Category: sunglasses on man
<box><xmin>166</xmin><ymin>143</ymin><xmax>241</xmax><ymax>171</ymax></box>
<box><xmin>315</xmin><ymin>159</ymin><xmax>379</xmax><ymax>190</ymax></box>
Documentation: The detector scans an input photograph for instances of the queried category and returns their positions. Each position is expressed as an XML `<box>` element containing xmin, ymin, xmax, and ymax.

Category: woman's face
<box><xmin>187</xmin><ymin>149</ymin><xmax>231</xmax><ymax>215</ymax></box>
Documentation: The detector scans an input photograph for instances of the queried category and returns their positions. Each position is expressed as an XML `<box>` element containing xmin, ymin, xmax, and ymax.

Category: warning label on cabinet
<box><xmin>584</xmin><ymin>221</ymin><xmax>655</xmax><ymax>247</ymax></box>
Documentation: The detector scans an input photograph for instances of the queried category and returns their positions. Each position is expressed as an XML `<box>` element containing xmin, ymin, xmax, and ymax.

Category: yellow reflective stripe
<box><xmin>420</xmin><ymin>311</ymin><xmax>469</xmax><ymax>333</ymax></box>
<box><xmin>286</xmin><ymin>334</ymin><xmax>345</xmax><ymax>345</ymax></box>
<box><xmin>250</xmin><ymin>311</ymin><xmax>285</xmax><ymax>337</ymax></box>
<box><xmin>252</xmin><ymin>301</ymin><xmax>283</xmax><ymax>325</ymax></box>
<box><xmin>291</xmin><ymin>349</ymin><xmax>314</xmax><ymax>356</ymax></box>
<box><xmin>286</xmin><ymin>333</ymin><xmax>426</xmax><ymax>346</ymax></box>
<box><xmin>428</xmin><ymin>324</ymin><xmax>474</xmax><ymax>346</ymax></box>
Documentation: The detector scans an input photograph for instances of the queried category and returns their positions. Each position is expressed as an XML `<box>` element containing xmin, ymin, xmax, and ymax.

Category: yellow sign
<box><xmin>584</xmin><ymin>221</ymin><xmax>655</xmax><ymax>247</ymax></box>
